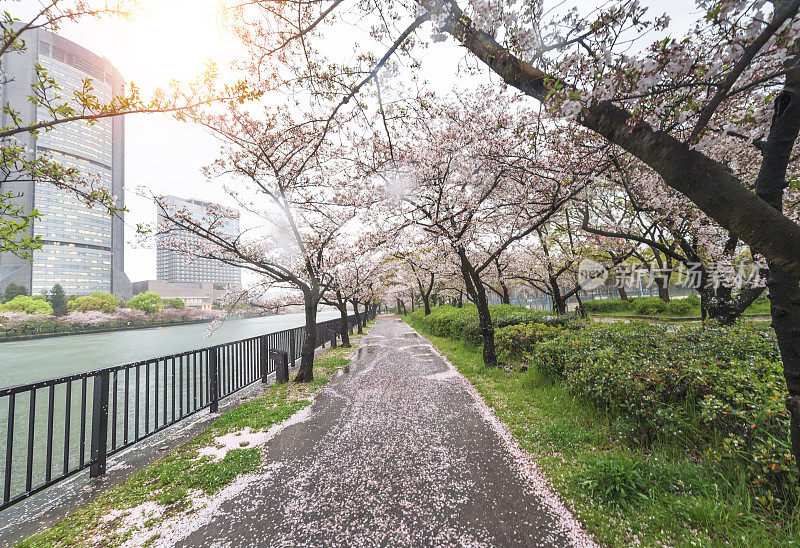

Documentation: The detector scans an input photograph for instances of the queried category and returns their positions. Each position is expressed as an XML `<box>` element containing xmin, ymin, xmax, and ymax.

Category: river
<box><xmin>0</xmin><ymin>310</ymin><xmax>341</xmax><ymax>389</ymax></box>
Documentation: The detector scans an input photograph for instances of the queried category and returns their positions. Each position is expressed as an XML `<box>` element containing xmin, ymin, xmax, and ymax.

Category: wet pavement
<box><xmin>178</xmin><ymin>317</ymin><xmax>592</xmax><ymax>547</ymax></box>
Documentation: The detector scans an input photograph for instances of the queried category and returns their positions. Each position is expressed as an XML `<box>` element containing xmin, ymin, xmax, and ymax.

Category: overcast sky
<box><xmin>14</xmin><ymin>0</ymin><xmax>695</xmax><ymax>284</ymax></box>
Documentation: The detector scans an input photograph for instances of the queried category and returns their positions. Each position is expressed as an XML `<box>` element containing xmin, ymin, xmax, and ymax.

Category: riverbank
<box><xmin>0</xmin><ymin>311</ymin><xmax>281</xmax><ymax>344</ymax></box>
<box><xmin>0</xmin><ymin>318</ymin><xmax>214</xmax><ymax>343</ymax></box>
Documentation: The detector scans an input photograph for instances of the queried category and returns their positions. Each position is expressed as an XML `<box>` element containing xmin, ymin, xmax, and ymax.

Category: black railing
<box><xmin>0</xmin><ymin>311</ymin><xmax>369</xmax><ymax>512</ymax></box>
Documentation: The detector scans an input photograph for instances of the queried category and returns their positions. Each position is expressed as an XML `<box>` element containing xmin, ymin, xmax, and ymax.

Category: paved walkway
<box><xmin>179</xmin><ymin>317</ymin><xmax>591</xmax><ymax>547</ymax></box>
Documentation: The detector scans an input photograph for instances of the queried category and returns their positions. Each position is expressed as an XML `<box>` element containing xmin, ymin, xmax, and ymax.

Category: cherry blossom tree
<box><xmin>378</xmin><ymin>90</ymin><xmax>588</xmax><ymax>366</ymax></box>
<box><xmin>324</xmin><ymin>233</ymin><xmax>387</xmax><ymax>344</ymax></box>
<box><xmin>221</xmin><ymin>0</ymin><xmax>800</xmax><ymax>469</ymax></box>
<box><xmin>152</xmin><ymin>105</ymin><xmax>369</xmax><ymax>383</ymax></box>
<box><xmin>506</xmin><ymin>203</ymin><xmax>630</xmax><ymax>316</ymax></box>
<box><xmin>388</xmin><ymin>231</ymin><xmax>446</xmax><ymax>315</ymax></box>
<box><xmin>580</xmin><ymin>157</ymin><xmax>767</xmax><ymax>322</ymax></box>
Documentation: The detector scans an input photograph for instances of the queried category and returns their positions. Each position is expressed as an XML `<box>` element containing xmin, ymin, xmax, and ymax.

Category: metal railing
<box><xmin>0</xmin><ymin>311</ymin><xmax>370</xmax><ymax>511</ymax></box>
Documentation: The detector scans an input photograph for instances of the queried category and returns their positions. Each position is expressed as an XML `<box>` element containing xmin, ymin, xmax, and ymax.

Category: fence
<box><xmin>0</xmin><ymin>310</ymin><xmax>369</xmax><ymax>512</ymax></box>
<box><xmin>508</xmin><ymin>286</ymin><xmax>697</xmax><ymax>312</ymax></box>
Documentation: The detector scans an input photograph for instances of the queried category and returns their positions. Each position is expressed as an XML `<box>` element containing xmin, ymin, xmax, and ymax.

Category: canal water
<box><xmin>0</xmin><ymin>310</ymin><xmax>340</xmax><ymax>388</ymax></box>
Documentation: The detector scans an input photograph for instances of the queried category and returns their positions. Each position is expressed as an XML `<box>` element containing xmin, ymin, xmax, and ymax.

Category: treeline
<box><xmin>0</xmin><ymin>283</ymin><xmax>186</xmax><ymax>316</ymax></box>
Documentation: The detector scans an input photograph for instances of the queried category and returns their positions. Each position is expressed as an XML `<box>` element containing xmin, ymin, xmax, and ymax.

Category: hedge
<box><xmin>533</xmin><ymin>321</ymin><xmax>795</xmax><ymax>492</ymax></box>
<box><xmin>494</xmin><ymin>322</ymin><xmax>563</xmax><ymax>363</ymax></box>
<box><xmin>410</xmin><ymin>304</ymin><xmax>580</xmax><ymax>345</ymax></box>
<box><xmin>582</xmin><ymin>298</ymin><xmax>633</xmax><ymax>313</ymax></box>
<box><xmin>583</xmin><ymin>296</ymin><xmax>696</xmax><ymax>316</ymax></box>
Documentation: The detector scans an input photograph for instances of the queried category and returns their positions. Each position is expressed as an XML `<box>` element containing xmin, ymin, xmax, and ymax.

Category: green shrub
<box><xmin>489</xmin><ymin>304</ymin><xmax>547</xmax><ymax>327</ymax></box>
<box><xmin>163</xmin><ymin>298</ymin><xmax>186</xmax><ymax>310</ymax></box>
<box><xmin>2</xmin><ymin>295</ymin><xmax>53</xmax><ymax>314</ymax></box>
<box><xmin>495</xmin><ymin>322</ymin><xmax>562</xmax><ymax>364</ymax></box>
<box><xmin>583</xmin><ymin>298</ymin><xmax>633</xmax><ymax>314</ymax></box>
<box><xmin>685</xmin><ymin>294</ymin><xmax>701</xmax><ymax>306</ymax></box>
<box><xmin>128</xmin><ymin>291</ymin><xmax>163</xmax><ymax>314</ymax></box>
<box><xmin>67</xmin><ymin>292</ymin><xmax>121</xmax><ymax>313</ymax></box>
<box><xmin>666</xmin><ymin>298</ymin><xmax>693</xmax><ymax>316</ymax></box>
<box><xmin>411</xmin><ymin>304</ymin><xmax>546</xmax><ymax>344</ymax></box>
<box><xmin>534</xmin><ymin>321</ymin><xmax>794</xmax><ymax>491</ymax></box>
<box><xmin>631</xmin><ymin>297</ymin><xmax>668</xmax><ymax>315</ymax></box>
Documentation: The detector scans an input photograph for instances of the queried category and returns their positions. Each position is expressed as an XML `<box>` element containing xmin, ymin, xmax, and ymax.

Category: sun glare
<box><xmin>107</xmin><ymin>0</ymin><xmax>235</xmax><ymax>88</ymax></box>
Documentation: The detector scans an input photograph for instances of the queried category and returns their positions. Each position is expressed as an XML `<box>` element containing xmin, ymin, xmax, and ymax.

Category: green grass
<box><xmin>20</xmin><ymin>330</ymin><xmax>370</xmax><ymax>547</ymax></box>
<box><xmin>404</xmin><ymin>317</ymin><xmax>800</xmax><ymax>547</ymax></box>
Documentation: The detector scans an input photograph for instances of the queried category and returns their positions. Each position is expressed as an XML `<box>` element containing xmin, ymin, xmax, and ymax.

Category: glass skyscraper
<box><xmin>156</xmin><ymin>195</ymin><xmax>242</xmax><ymax>287</ymax></box>
<box><xmin>0</xmin><ymin>29</ymin><xmax>130</xmax><ymax>297</ymax></box>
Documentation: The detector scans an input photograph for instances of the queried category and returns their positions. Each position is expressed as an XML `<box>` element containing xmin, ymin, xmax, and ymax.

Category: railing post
<box><xmin>326</xmin><ymin>328</ymin><xmax>337</xmax><ymax>348</ymax></box>
<box><xmin>89</xmin><ymin>370</ymin><xmax>110</xmax><ymax>478</ymax></box>
<box><xmin>271</xmin><ymin>350</ymin><xmax>289</xmax><ymax>383</ymax></box>
<box><xmin>289</xmin><ymin>330</ymin><xmax>297</xmax><ymax>366</ymax></box>
<box><xmin>260</xmin><ymin>335</ymin><xmax>268</xmax><ymax>383</ymax></box>
<box><xmin>209</xmin><ymin>346</ymin><xmax>219</xmax><ymax>413</ymax></box>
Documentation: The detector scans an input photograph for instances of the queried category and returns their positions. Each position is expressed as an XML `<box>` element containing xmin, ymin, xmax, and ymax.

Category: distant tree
<box><xmin>128</xmin><ymin>292</ymin><xmax>163</xmax><ymax>314</ymax></box>
<box><xmin>3</xmin><ymin>282</ymin><xmax>27</xmax><ymax>303</ymax></box>
<box><xmin>49</xmin><ymin>283</ymin><xmax>67</xmax><ymax>316</ymax></box>
<box><xmin>67</xmin><ymin>292</ymin><xmax>120</xmax><ymax>314</ymax></box>
<box><xmin>1</xmin><ymin>295</ymin><xmax>52</xmax><ymax>314</ymax></box>
<box><xmin>163</xmin><ymin>297</ymin><xmax>185</xmax><ymax>310</ymax></box>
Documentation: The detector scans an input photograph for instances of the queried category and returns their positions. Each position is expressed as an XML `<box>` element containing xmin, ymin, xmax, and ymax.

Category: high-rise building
<box><xmin>156</xmin><ymin>195</ymin><xmax>241</xmax><ymax>287</ymax></box>
<box><xmin>0</xmin><ymin>29</ymin><xmax>130</xmax><ymax>298</ymax></box>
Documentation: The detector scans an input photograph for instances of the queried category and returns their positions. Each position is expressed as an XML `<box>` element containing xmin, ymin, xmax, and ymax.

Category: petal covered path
<box><xmin>178</xmin><ymin>317</ymin><xmax>593</xmax><ymax>547</ymax></box>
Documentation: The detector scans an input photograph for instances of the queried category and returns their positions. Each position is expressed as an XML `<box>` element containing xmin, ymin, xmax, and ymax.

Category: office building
<box><xmin>131</xmin><ymin>280</ymin><xmax>229</xmax><ymax>310</ymax></box>
<box><xmin>0</xmin><ymin>28</ymin><xmax>130</xmax><ymax>298</ymax></box>
<box><xmin>156</xmin><ymin>195</ymin><xmax>241</xmax><ymax>287</ymax></box>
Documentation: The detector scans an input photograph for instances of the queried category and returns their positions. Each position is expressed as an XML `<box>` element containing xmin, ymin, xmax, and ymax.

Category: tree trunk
<box><xmin>550</xmin><ymin>279</ymin><xmax>567</xmax><ymax>315</ymax></box>
<box><xmin>423</xmin><ymin>294</ymin><xmax>431</xmax><ymax>315</ymax></box>
<box><xmin>351</xmin><ymin>299</ymin><xmax>362</xmax><ymax>333</ymax></box>
<box><xmin>655</xmin><ymin>278</ymin><xmax>670</xmax><ymax>302</ymax></box>
<box><xmin>457</xmin><ymin>291</ymin><xmax>463</xmax><ymax>308</ymax></box>
<box><xmin>768</xmin><ymin>267</ymin><xmax>800</xmax><ymax>467</ymax></box>
<box><xmin>755</xmin><ymin>63</ymin><xmax>800</xmax><ymax>473</ymax></box>
<box><xmin>338</xmin><ymin>304</ymin><xmax>351</xmax><ymax>348</ymax></box>
<box><xmin>706</xmin><ymin>284</ymin><xmax>766</xmax><ymax>325</ymax></box>
<box><xmin>500</xmin><ymin>280</ymin><xmax>511</xmax><ymax>305</ymax></box>
<box><xmin>699</xmin><ymin>289</ymin><xmax>710</xmax><ymax>320</ymax></box>
<box><xmin>575</xmin><ymin>292</ymin><xmax>587</xmax><ymax>318</ymax></box>
<box><xmin>618</xmin><ymin>286</ymin><xmax>629</xmax><ymax>301</ymax></box>
<box><xmin>473</xmin><ymin>285</ymin><xmax>497</xmax><ymax>367</ymax></box>
<box><xmin>295</xmin><ymin>296</ymin><xmax>318</xmax><ymax>383</ymax></box>
<box><xmin>458</xmin><ymin>251</ymin><xmax>497</xmax><ymax>367</ymax></box>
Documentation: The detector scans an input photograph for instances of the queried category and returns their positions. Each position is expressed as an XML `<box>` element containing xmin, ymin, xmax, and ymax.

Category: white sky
<box><xmin>11</xmin><ymin>0</ymin><xmax>695</xmax><ymax>284</ymax></box>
